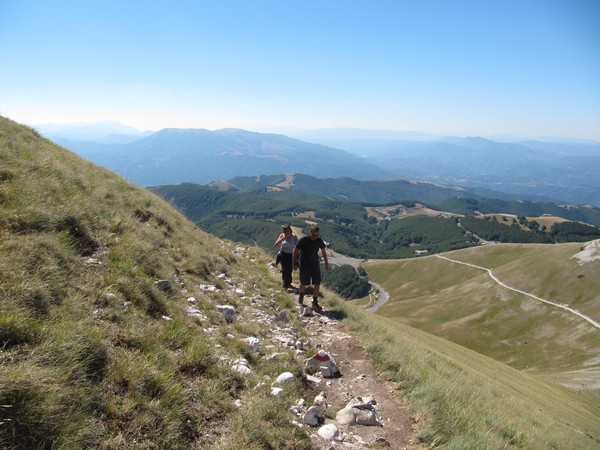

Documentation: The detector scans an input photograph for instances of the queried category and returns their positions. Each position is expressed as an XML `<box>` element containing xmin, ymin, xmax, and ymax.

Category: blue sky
<box><xmin>1</xmin><ymin>0</ymin><xmax>599</xmax><ymax>140</ymax></box>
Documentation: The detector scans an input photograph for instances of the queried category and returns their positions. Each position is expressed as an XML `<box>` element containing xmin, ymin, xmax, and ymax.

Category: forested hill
<box><xmin>226</xmin><ymin>174</ymin><xmax>600</xmax><ymax>226</ymax></box>
<box><xmin>151</xmin><ymin>181</ymin><xmax>600</xmax><ymax>259</ymax></box>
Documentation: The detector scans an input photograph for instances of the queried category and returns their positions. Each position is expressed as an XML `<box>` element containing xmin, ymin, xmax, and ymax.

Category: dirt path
<box><xmin>271</xmin><ymin>256</ymin><xmax>421</xmax><ymax>448</ymax></box>
<box><xmin>300</xmin><ymin>305</ymin><xmax>422</xmax><ymax>449</ymax></box>
<box><xmin>435</xmin><ymin>254</ymin><xmax>600</xmax><ymax>330</ymax></box>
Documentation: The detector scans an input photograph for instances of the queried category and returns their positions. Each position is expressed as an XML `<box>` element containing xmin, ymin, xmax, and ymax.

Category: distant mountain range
<box><xmin>295</xmin><ymin>135</ymin><xmax>600</xmax><ymax>206</ymax></box>
<box><xmin>51</xmin><ymin>128</ymin><xmax>389</xmax><ymax>186</ymax></box>
<box><xmin>43</xmin><ymin>124</ymin><xmax>600</xmax><ymax>206</ymax></box>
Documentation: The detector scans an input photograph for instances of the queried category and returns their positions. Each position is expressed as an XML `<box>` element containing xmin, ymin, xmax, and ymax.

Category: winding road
<box><xmin>364</xmin><ymin>253</ymin><xmax>600</xmax><ymax>331</ymax></box>
<box><xmin>435</xmin><ymin>254</ymin><xmax>600</xmax><ymax>330</ymax></box>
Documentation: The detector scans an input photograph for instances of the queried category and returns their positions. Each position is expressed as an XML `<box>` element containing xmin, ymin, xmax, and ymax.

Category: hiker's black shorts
<box><xmin>299</xmin><ymin>263</ymin><xmax>321</xmax><ymax>285</ymax></box>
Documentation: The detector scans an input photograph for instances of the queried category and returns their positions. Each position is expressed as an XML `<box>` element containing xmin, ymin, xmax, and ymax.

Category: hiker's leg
<box><xmin>281</xmin><ymin>253</ymin><xmax>292</xmax><ymax>287</ymax></box>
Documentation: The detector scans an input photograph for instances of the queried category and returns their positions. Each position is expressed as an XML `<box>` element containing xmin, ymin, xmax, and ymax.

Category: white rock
<box><xmin>216</xmin><ymin>304</ymin><xmax>236</xmax><ymax>323</ymax></box>
<box><xmin>200</xmin><ymin>284</ymin><xmax>218</xmax><ymax>292</ymax></box>
<box><xmin>317</xmin><ymin>424</ymin><xmax>342</xmax><ymax>441</ymax></box>
<box><xmin>186</xmin><ymin>297</ymin><xmax>196</xmax><ymax>303</ymax></box>
<box><xmin>303</xmin><ymin>406</ymin><xmax>323</xmax><ymax>426</ymax></box>
<box><xmin>305</xmin><ymin>374</ymin><xmax>321</xmax><ymax>384</ymax></box>
<box><xmin>314</xmin><ymin>392</ymin><xmax>328</xmax><ymax>407</ymax></box>
<box><xmin>336</xmin><ymin>397</ymin><xmax>381</xmax><ymax>426</ymax></box>
<box><xmin>246</xmin><ymin>337</ymin><xmax>260</xmax><ymax>352</ymax></box>
<box><xmin>295</xmin><ymin>338</ymin><xmax>307</xmax><ymax>350</ymax></box>
<box><xmin>274</xmin><ymin>372</ymin><xmax>295</xmax><ymax>385</ymax></box>
<box><xmin>271</xmin><ymin>387</ymin><xmax>284</xmax><ymax>397</ymax></box>
<box><xmin>232</xmin><ymin>364</ymin><xmax>253</xmax><ymax>376</ymax></box>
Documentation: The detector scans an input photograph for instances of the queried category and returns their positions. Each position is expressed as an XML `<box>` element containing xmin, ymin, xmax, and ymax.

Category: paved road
<box><xmin>366</xmin><ymin>280</ymin><xmax>390</xmax><ymax>312</ymax></box>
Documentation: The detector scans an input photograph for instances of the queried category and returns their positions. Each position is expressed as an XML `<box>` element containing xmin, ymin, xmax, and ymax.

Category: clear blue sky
<box><xmin>1</xmin><ymin>0</ymin><xmax>599</xmax><ymax>140</ymax></box>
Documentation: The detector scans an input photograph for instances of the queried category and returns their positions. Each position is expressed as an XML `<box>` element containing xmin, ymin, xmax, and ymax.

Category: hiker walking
<box><xmin>274</xmin><ymin>224</ymin><xmax>298</xmax><ymax>289</ymax></box>
<box><xmin>292</xmin><ymin>224</ymin><xmax>329</xmax><ymax>312</ymax></box>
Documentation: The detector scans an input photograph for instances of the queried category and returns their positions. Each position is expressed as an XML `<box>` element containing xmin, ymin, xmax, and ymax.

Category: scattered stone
<box><xmin>200</xmin><ymin>284</ymin><xmax>219</xmax><ymax>293</ymax></box>
<box><xmin>231</xmin><ymin>358</ymin><xmax>252</xmax><ymax>376</ymax></box>
<box><xmin>246</xmin><ymin>337</ymin><xmax>260</xmax><ymax>352</ymax></box>
<box><xmin>161</xmin><ymin>315</ymin><xmax>172</xmax><ymax>321</ymax></box>
<box><xmin>314</xmin><ymin>392</ymin><xmax>328</xmax><ymax>408</ymax></box>
<box><xmin>234</xmin><ymin>288</ymin><xmax>245</xmax><ymax>296</ymax></box>
<box><xmin>295</xmin><ymin>338</ymin><xmax>308</xmax><ymax>350</ymax></box>
<box><xmin>277</xmin><ymin>310</ymin><xmax>289</xmax><ymax>321</ymax></box>
<box><xmin>216</xmin><ymin>304</ymin><xmax>236</xmax><ymax>323</ymax></box>
<box><xmin>317</xmin><ymin>424</ymin><xmax>343</xmax><ymax>441</ymax></box>
<box><xmin>336</xmin><ymin>396</ymin><xmax>381</xmax><ymax>426</ymax></box>
<box><xmin>301</xmin><ymin>306</ymin><xmax>314</xmax><ymax>317</ymax></box>
<box><xmin>305</xmin><ymin>374</ymin><xmax>321</xmax><ymax>384</ymax></box>
<box><xmin>303</xmin><ymin>405</ymin><xmax>324</xmax><ymax>426</ymax></box>
<box><xmin>271</xmin><ymin>387</ymin><xmax>284</xmax><ymax>397</ymax></box>
<box><xmin>274</xmin><ymin>371</ymin><xmax>295</xmax><ymax>385</ymax></box>
<box><xmin>186</xmin><ymin>306</ymin><xmax>206</xmax><ymax>320</ymax></box>
<box><xmin>265</xmin><ymin>352</ymin><xmax>283</xmax><ymax>361</ymax></box>
<box><xmin>186</xmin><ymin>297</ymin><xmax>196</xmax><ymax>303</ymax></box>
<box><xmin>232</xmin><ymin>364</ymin><xmax>253</xmax><ymax>376</ymax></box>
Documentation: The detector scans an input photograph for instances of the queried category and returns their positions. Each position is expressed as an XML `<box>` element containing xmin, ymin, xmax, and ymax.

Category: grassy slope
<box><xmin>0</xmin><ymin>117</ymin><xmax>312</xmax><ymax>449</ymax></box>
<box><xmin>359</xmin><ymin>243</ymin><xmax>600</xmax><ymax>446</ymax></box>
<box><xmin>364</xmin><ymin>245</ymin><xmax>600</xmax><ymax>375</ymax></box>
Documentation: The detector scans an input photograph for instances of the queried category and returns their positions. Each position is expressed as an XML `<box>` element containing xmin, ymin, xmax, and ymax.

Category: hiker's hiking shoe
<box><xmin>311</xmin><ymin>300</ymin><xmax>323</xmax><ymax>313</ymax></box>
<box><xmin>298</xmin><ymin>294</ymin><xmax>305</xmax><ymax>306</ymax></box>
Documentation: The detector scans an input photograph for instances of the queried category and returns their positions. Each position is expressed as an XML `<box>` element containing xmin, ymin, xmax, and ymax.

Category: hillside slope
<box><xmin>364</xmin><ymin>243</ymin><xmax>600</xmax><ymax>381</ymax></box>
<box><xmin>0</xmin><ymin>117</ymin><xmax>317</xmax><ymax>448</ymax></box>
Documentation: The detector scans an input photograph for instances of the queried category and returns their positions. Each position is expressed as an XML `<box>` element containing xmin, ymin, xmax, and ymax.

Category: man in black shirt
<box><xmin>292</xmin><ymin>225</ymin><xmax>329</xmax><ymax>312</ymax></box>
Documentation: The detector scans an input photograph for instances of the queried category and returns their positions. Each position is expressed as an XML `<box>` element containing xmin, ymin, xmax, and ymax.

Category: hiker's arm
<box><xmin>321</xmin><ymin>248</ymin><xmax>329</xmax><ymax>271</ymax></box>
<box><xmin>274</xmin><ymin>233</ymin><xmax>284</xmax><ymax>247</ymax></box>
<box><xmin>292</xmin><ymin>246</ymin><xmax>299</xmax><ymax>270</ymax></box>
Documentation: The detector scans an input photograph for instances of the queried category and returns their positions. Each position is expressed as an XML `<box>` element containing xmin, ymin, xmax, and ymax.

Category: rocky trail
<box><xmin>267</xmin><ymin>253</ymin><xmax>421</xmax><ymax>449</ymax></box>
<box><xmin>298</xmin><ymin>303</ymin><xmax>421</xmax><ymax>449</ymax></box>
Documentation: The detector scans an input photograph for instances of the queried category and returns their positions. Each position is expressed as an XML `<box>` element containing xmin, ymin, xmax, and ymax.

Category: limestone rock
<box><xmin>274</xmin><ymin>371</ymin><xmax>295</xmax><ymax>385</ymax></box>
<box><xmin>303</xmin><ymin>405</ymin><xmax>324</xmax><ymax>426</ymax></box>
<box><xmin>336</xmin><ymin>396</ymin><xmax>381</xmax><ymax>426</ymax></box>
<box><xmin>317</xmin><ymin>424</ymin><xmax>343</xmax><ymax>441</ymax></box>
<box><xmin>216</xmin><ymin>304</ymin><xmax>236</xmax><ymax>323</ymax></box>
